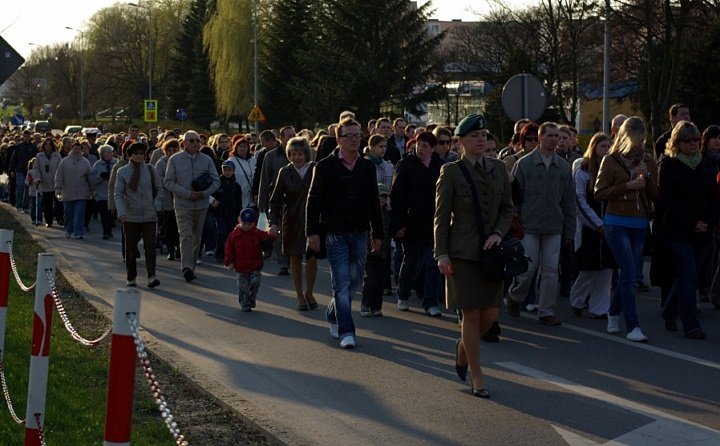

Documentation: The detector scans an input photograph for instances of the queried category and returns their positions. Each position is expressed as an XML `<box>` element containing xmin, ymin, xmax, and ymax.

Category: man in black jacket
<box><xmin>306</xmin><ymin>117</ymin><xmax>383</xmax><ymax>349</ymax></box>
<box><xmin>9</xmin><ymin>130</ymin><xmax>37</xmax><ymax>212</ymax></box>
<box><xmin>384</xmin><ymin>118</ymin><xmax>408</xmax><ymax>165</ymax></box>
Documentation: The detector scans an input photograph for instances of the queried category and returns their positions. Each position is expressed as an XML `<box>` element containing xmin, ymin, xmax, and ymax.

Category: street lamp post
<box><xmin>253</xmin><ymin>0</ymin><xmax>259</xmax><ymax>134</ymax></box>
<box><xmin>602</xmin><ymin>0</ymin><xmax>611</xmax><ymax>134</ymax></box>
<box><xmin>65</xmin><ymin>27</ymin><xmax>85</xmax><ymax>125</ymax></box>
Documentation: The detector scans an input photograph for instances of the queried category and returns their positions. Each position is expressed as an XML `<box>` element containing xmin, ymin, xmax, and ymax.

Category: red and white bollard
<box><xmin>104</xmin><ymin>288</ymin><xmax>141</xmax><ymax>446</ymax></box>
<box><xmin>24</xmin><ymin>253</ymin><xmax>55</xmax><ymax>446</ymax></box>
<box><xmin>0</xmin><ymin>229</ymin><xmax>12</xmax><ymax>361</ymax></box>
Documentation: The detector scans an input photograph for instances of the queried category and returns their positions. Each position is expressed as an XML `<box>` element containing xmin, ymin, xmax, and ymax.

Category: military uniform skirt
<box><xmin>446</xmin><ymin>258</ymin><xmax>504</xmax><ymax>310</ymax></box>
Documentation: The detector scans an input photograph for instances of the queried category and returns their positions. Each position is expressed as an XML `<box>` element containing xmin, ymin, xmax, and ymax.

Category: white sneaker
<box><xmin>626</xmin><ymin>327</ymin><xmax>648</xmax><ymax>342</ymax></box>
<box><xmin>329</xmin><ymin>323</ymin><xmax>339</xmax><ymax>339</ymax></box>
<box><xmin>360</xmin><ymin>306</ymin><xmax>372</xmax><ymax>317</ymax></box>
<box><xmin>340</xmin><ymin>336</ymin><xmax>355</xmax><ymax>349</ymax></box>
<box><xmin>372</xmin><ymin>309</ymin><xmax>384</xmax><ymax>317</ymax></box>
<box><xmin>426</xmin><ymin>306</ymin><xmax>442</xmax><ymax>317</ymax></box>
<box><xmin>607</xmin><ymin>315</ymin><xmax>620</xmax><ymax>334</ymax></box>
<box><xmin>205</xmin><ymin>250</ymin><xmax>214</xmax><ymax>256</ymax></box>
<box><xmin>397</xmin><ymin>300</ymin><xmax>410</xmax><ymax>311</ymax></box>
<box><xmin>526</xmin><ymin>304</ymin><xmax>538</xmax><ymax>312</ymax></box>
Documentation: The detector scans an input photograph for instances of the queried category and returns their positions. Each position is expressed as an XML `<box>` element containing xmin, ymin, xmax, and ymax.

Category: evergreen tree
<box><xmin>298</xmin><ymin>0</ymin><xmax>444</xmax><ymax>124</ymax></box>
<box><xmin>260</xmin><ymin>0</ymin><xmax>317</xmax><ymax>128</ymax></box>
<box><xmin>166</xmin><ymin>0</ymin><xmax>216</xmax><ymax>129</ymax></box>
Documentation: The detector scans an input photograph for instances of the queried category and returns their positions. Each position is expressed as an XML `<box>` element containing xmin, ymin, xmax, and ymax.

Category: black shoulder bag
<box><xmin>455</xmin><ymin>160</ymin><xmax>529</xmax><ymax>281</ymax></box>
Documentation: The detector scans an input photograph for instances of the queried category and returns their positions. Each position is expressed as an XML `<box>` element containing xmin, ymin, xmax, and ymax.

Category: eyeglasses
<box><xmin>185</xmin><ymin>138</ymin><xmax>200</xmax><ymax>143</ymax></box>
<box><xmin>681</xmin><ymin>137</ymin><xmax>700</xmax><ymax>144</ymax></box>
<box><xmin>340</xmin><ymin>133</ymin><xmax>362</xmax><ymax>139</ymax></box>
<box><xmin>438</xmin><ymin>139</ymin><xmax>451</xmax><ymax>145</ymax></box>
<box><xmin>524</xmin><ymin>136</ymin><xmax>538</xmax><ymax>142</ymax></box>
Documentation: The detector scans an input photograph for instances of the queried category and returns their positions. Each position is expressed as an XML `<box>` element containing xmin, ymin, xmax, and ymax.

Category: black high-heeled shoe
<box><xmin>454</xmin><ymin>338</ymin><xmax>468</xmax><ymax>382</ymax></box>
<box><xmin>470</xmin><ymin>383</ymin><xmax>490</xmax><ymax>399</ymax></box>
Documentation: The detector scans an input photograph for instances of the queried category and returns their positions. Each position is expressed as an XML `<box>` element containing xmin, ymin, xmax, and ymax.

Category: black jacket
<box><xmin>384</xmin><ymin>134</ymin><xmax>407</xmax><ymax>165</ymax></box>
<box><xmin>306</xmin><ymin>149</ymin><xmax>384</xmax><ymax>240</ymax></box>
<box><xmin>389</xmin><ymin>152</ymin><xmax>444</xmax><ymax>246</ymax></box>
<box><xmin>211</xmin><ymin>174</ymin><xmax>243</xmax><ymax>221</ymax></box>
<box><xmin>9</xmin><ymin>141</ymin><xmax>37</xmax><ymax>173</ymax></box>
<box><xmin>655</xmin><ymin>156</ymin><xmax>719</xmax><ymax>243</ymax></box>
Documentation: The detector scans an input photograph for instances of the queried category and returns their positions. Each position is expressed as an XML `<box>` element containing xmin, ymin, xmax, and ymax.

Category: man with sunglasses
<box><xmin>164</xmin><ymin>130</ymin><xmax>220</xmax><ymax>282</ymax></box>
<box><xmin>306</xmin><ymin>117</ymin><xmax>384</xmax><ymax>349</ymax></box>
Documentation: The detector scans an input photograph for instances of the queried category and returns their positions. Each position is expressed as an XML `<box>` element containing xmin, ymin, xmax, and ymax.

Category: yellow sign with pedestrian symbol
<box><xmin>248</xmin><ymin>105</ymin><xmax>266</xmax><ymax>122</ymax></box>
<box><xmin>144</xmin><ymin>100</ymin><xmax>158</xmax><ymax>123</ymax></box>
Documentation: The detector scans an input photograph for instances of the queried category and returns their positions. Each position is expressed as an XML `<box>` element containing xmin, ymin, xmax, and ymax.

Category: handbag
<box><xmin>455</xmin><ymin>160</ymin><xmax>529</xmax><ymax>281</ymax></box>
<box><xmin>191</xmin><ymin>171</ymin><xmax>213</xmax><ymax>191</ymax></box>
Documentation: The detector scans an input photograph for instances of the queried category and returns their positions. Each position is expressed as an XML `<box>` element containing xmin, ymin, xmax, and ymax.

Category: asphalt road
<box><xmin>15</xmin><ymin>209</ymin><xmax>720</xmax><ymax>445</ymax></box>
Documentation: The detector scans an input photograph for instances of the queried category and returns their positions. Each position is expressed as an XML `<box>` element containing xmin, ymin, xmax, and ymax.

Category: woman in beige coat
<box><xmin>435</xmin><ymin>114</ymin><xmax>513</xmax><ymax>398</ymax></box>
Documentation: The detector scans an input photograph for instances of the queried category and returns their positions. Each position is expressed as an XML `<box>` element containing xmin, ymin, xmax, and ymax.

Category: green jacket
<box><xmin>434</xmin><ymin>156</ymin><xmax>514</xmax><ymax>261</ymax></box>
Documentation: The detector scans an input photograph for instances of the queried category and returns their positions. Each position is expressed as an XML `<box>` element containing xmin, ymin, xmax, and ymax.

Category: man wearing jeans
<box><xmin>164</xmin><ymin>130</ymin><xmax>220</xmax><ymax>282</ymax></box>
<box><xmin>9</xmin><ymin>130</ymin><xmax>37</xmax><ymax>212</ymax></box>
<box><xmin>508</xmin><ymin>122</ymin><xmax>576</xmax><ymax>326</ymax></box>
<box><xmin>306</xmin><ymin>117</ymin><xmax>383</xmax><ymax>349</ymax></box>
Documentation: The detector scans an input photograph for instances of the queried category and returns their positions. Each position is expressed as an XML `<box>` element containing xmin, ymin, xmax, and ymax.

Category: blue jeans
<box><xmin>15</xmin><ymin>172</ymin><xmax>28</xmax><ymax>210</ymax></box>
<box><xmin>63</xmin><ymin>200</ymin><xmax>86</xmax><ymax>237</ymax></box>
<box><xmin>325</xmin><ymin>232</ymin><xmax>368</xmax><ymax>340</ymax></box>
<box><xmin>661</xmin><ymin>240</ymin><xmax>705</xmax><ymax>333</ymax></box>
<box><xmin>604</xmin><ymin>224</ymin><xmax>647</xmax><ymax>332</ymax></box>
<box><xmin>397</xmin><ymin>241</ymin><xmax>441</xmax><ymax>310</ymax></box>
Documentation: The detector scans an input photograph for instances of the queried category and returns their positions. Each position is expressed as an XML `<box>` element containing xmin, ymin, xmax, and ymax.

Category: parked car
<box><xmin>81</xmin><ymin>127</ymin><xmax>101</xmax><ymax>136</ymax></box>
<box><xmin>33</xmin><ymin>120</ymin><xmax>51</xmax><ymax>133</ymax></box>
<box><xmin>64</xmin><ymin>125</ymin><xmax>82</xmax><ymax>135</ymax></box>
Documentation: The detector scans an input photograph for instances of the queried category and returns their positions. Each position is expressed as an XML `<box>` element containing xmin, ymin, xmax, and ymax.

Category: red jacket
<box><xmin>224</xmin><ymin>226</ymin><xmax>275</xmax><ymax>273</ymax></box>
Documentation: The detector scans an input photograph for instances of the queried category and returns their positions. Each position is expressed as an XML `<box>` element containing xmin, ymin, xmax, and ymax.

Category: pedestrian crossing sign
<box><xmin>248</xmin><ymin>105</ymin><xmax>266</xmax><ymax>122</ymax></box>
<box><xmin>144</xmin><ymin>100</ymin><xmax>158</xmax><ymax>122</ymax></box>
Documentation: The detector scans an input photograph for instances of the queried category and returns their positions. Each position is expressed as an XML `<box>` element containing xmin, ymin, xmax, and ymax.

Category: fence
<box><xmin>0</xmin><ymin>229</ymin><xmax>187</xmax><ymax>445</ymax></box>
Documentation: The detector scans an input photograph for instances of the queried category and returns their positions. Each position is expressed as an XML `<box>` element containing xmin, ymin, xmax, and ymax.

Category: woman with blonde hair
<box><xmin>594</xmin><ymin>117</ymin><xmax>657</xmax><ymax>342</ymax></box>
<box><xmin>653</xmin><ymin>121</ymin><xmax>718</xmax><ymax>339</ymax></box>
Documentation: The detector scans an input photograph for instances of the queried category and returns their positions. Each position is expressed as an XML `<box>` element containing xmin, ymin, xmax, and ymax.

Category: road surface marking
<box><xmin>497</xmin><ymin>362</ymin><xmax>720</xmax><ymax>445</ymax></box>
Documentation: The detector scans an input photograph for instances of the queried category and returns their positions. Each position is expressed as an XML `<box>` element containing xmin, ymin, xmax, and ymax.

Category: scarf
<box><xmin>676</xmin><ymin>151</ymin><xmax>702</xmax><ymax>170</ymax></box>
<box><xmin>620</xmin><ymin>149</ymin><xmax>648</xmax><ymax>178</ymax></box>
<box><xmin>368</xmin><ymin>154</ymin><xmax>384</xmax><ymax>165</ymax></box>
<box><xmin>129</xmin><ymin>161</ymin><xmax>142</xmax><ymax>191</ymax></box>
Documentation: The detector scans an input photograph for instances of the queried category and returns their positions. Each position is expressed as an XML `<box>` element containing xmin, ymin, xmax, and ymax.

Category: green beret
<box><xmin>454</xmin><ymin>113</ymin><xmax>487</xmax><ymax>137</ymax></box>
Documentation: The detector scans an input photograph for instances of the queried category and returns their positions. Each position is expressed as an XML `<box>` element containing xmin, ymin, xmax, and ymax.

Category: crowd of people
<box><xmin>1</xmin><ymin>102</ymin><xmax>718</xmax><ymax>399</ymax></box>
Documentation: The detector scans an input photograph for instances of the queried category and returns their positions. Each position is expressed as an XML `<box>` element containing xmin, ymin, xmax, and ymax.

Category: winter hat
<box><xmin>239</xmin><ymin>208</ymin><xmax>257</xmax><ymax>223</ymax></box>
<box><xmin>222</xmin><ymin>160</ymin><xmax>235</xmax><ymax>169</ymax></box>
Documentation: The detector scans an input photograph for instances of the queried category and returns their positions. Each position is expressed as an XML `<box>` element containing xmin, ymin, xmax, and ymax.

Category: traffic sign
<box><xmin>501</xmin><ymin>74</ymin><xmax>546</xmax><ymax>122</ymax></box>
<box><xmin>0</xmin><ymin>36</ymin><xmax>25</xmax><ymax>86</ymax></box>
<box><xmin>248</xmin><ymin>105</ymin><xmax>266</xmax><ymax>122</ymax></box>
<box><xmin>144</xmin><ymin>99</ymin><xmax>158</xmax><ymax>123</ymax></box>
<box><xmin>176</xmin><ymin>108</ymin><xmax>188</xmax><ymax>121</ymax></box>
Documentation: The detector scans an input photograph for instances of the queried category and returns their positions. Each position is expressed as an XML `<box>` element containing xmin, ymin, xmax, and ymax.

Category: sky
<box><xmin>1</xmin><ymin>0</ymin><xmax>533</xmax><ymax>60</ymax></box>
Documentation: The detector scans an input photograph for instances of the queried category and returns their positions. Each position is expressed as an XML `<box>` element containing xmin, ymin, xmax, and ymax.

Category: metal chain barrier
<box><xmin>0</xmin><ymin>355</ymin><xmax>25</xmax><ymax>424</ymax></box>
<box><xmin>46</xmin><ymin>270</ymin><xmax>111</xmax><ymax>346</ymax></box>
<box><xmin>34</xmin><ymin>413</ymin><xmax>47</xmax><ymax>446</ymax></box>
<box><xmin>6</xmin><ymin>240</ymin><xmax>36</xmax><ymax>292</ymax></box>
<box><xmin>127</xmin><ymin>313</ymin><xmax>189</xmax><ymax>446</ymax></box>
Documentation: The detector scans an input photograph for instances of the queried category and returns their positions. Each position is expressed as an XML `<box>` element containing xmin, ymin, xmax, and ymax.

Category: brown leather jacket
<box><xmin>594</xmin><ymin>152</ymin><xmax>657</xmax><ymax>218</ymax></box>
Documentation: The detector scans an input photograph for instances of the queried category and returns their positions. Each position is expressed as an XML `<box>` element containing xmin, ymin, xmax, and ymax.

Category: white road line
<box><xmin>515</xmin><ymin>312</ymin><xmax>720</xmax><ymax>371</ymax></box>
<box><xmin>497</xmin><ymin>362</ymin><xmax>720</xmax><ymax>446</ymax></box>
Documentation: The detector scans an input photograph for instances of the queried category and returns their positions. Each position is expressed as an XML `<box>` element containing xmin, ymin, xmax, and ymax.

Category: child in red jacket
<box><xmin>225</xmin><ymin>208</ymin><xmax>277</xmax><ymax>311</ymax></box>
